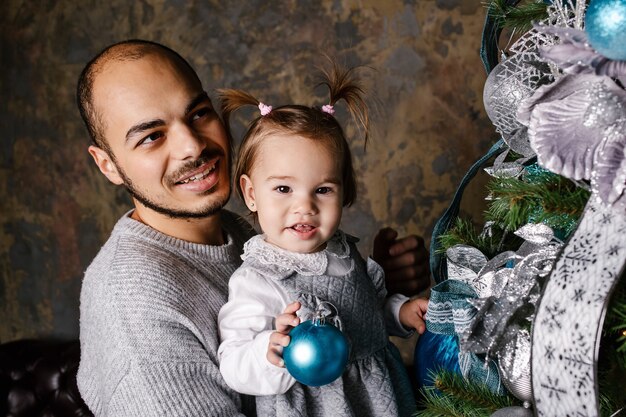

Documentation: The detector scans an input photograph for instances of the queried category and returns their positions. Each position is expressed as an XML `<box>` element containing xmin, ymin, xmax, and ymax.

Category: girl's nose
<box><xmin>293</xmin><ymin>196</ymin><xmax>318</xmax><ymax>216</ymax></box>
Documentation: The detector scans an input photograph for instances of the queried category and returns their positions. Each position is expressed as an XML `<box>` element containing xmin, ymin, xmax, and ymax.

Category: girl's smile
<box><xmin>288</xmin><ymin>223</ymin><xmax>319</xmax><ymax>240</ymax></box>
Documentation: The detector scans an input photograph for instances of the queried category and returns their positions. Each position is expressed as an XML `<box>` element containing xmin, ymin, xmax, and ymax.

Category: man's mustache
<box><xmin>169</xmin><ymin>148</ymin><xmax>226</xmax><ymax>184</ymax></box>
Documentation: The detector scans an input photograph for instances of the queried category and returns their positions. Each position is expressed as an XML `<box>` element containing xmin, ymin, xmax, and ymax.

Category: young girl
<box><xmin>217</xmin><ymin>64</ymin><xmax>428</xmax><ymax>417</ymax></box>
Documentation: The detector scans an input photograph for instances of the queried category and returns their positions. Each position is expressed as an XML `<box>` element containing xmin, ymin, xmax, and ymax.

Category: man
<box><xmin>76</xmin><ymin>39</ymin><xmax>430</xmax><ymax>416</ymax></box>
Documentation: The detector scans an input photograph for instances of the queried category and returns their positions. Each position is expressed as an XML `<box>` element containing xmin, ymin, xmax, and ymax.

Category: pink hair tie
<box><xmin>322</xmin><ymin>104</ymin><xmax>335</xmax><ymax>115</ymax></box>
<box><xmin>258</xmin><ymin>102</ymin><xmax>272</xmax><ymax>116</ymax></box>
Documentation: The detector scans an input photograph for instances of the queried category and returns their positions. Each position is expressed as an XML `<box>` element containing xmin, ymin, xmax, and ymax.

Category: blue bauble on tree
<box><xmin>585</xmin><ymin>0</ymin><xmax>626</xmax><ymax>61</ymax></box>
<box><xmin>413</xmin><ymin>329</ymin><xmax>461</xmax><ymax>390</ymax></box>
<box><xmin>283</xmin><ymin>316</ymin><xmax>349</xmax><ymax>387</ymax></box>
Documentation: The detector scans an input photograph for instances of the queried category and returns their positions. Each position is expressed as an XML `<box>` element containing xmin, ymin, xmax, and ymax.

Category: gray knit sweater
<box><xmin>77</xmin><ymin>210</ymin><xmax>255</xmax><ymax>416</ymax></box>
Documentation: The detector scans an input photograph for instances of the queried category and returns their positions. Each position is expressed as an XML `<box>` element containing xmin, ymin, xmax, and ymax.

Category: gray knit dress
<box><xmin>242</xmin><ymin>232</ymin><xmax>417</xmax><ymax>417</ymax></box>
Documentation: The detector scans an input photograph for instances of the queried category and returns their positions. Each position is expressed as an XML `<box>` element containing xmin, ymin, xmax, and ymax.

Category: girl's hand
<box><xmin>267</xmin><ymin>301</ymin><xmax>301</xmax><ymax>367</ymax></box>
<box><xmin>399</xmin><ymin>298</ymin><xmax>429</xmax><ymax>334</ymax></box>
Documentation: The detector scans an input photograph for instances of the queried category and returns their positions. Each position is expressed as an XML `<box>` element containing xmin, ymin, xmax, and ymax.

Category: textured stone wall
<box><xmin>0</xmin><ymin>0</ymin><xmax>496</xmax><ymax>343</ymax></box>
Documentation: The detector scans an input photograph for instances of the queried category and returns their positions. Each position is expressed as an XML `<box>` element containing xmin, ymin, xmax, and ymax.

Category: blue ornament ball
<box><xmin>283</xmin><ymin>319</ymin><xmax>349</xmax><ymax>387</ymax></box>
<box><xmin>585</xmin><ymin>0</ymin><xmax>626</xmax><ymax>61</ymax></box>
<box><xmin>413</xmin><ymin>330</ymin><xmax>462</xmax><ymax>390</ymax></box>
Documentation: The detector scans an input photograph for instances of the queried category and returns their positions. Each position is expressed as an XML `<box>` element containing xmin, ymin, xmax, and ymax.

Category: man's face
<box><xmin>91</xmin><ymin>53</ymin><xmax>231</xmax><ymax>218</ymax></box>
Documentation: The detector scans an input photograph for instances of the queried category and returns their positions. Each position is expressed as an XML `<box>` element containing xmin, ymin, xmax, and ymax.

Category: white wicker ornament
<box><xmin>483</xmin><ymin>55</ymin><xmax>540</xmax><ymax>140</ymax></box>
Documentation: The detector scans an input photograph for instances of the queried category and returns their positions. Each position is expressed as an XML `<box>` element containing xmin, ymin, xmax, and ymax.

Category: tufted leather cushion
<box><xmin>0</xmin><ymin>340</ymin><xmax>92</xmax><ymax>417</ymax></box>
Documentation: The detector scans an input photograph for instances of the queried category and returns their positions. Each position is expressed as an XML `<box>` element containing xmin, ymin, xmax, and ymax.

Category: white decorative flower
<box><xmin>537</xmin><ymin>25</ymin><xmax>626</xmax><ymax>80</ymax></box>
<box><xmin>517</xmin><ymin>69</ymin><xmax>626</xmax><ymax>206</ymax></box>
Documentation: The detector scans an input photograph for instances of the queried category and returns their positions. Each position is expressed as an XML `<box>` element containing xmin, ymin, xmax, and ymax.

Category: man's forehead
<box><xmin>91</xmin><ymin>53</ymin><xmax>205</xmax><ymax>141</ymax></box>
<box><xmin>98</xmin><ymin>52</ymin><xmax>174</xmax><ymax>83</ymax></box>
<box><xmin>94</xmin><ymin>53</ymin><xmax>201</xmax><ymax>106</ymax></box>
<box><xmin>94</xmin><ymin>46</ymin><xmax>201</xmax><ymax>91</ymax></box>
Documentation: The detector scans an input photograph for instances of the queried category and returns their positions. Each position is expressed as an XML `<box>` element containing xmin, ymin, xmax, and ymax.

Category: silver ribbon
<box><xmin>445</xmin><ymin>223</ymin><xmax>562</xmax><ymax>401</ymax></box>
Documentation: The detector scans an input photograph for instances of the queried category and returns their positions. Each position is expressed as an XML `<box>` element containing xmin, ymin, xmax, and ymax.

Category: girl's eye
<box><xmin>276</xmin><ymin>186</ymin><xmax>291</xmax><ymax>194</ymax></box>
<box><xmin>316</xmin><ymin>187</ymin><xmax>333</xmax><ymax>194</ymax></box>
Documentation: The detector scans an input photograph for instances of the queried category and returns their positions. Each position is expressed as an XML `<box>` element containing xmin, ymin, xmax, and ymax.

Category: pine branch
<box><xmin>610</xmin><ymin>301</ymin><xmax>626</xmax><ymax>355</ymax></box>
<box><xmin>598</xmin><ymin>276</ymin><xmax>626</xmax><ymax>415</ymax></box>
<box><xmin>599</xmin><ymin>392</ymin><xmax>620</xmax><ymax>417</ymax></box>
<box><xmin>437</xmin><ymin>218</ymin><xmax>494</xmax><ymax>255</ymax></box>
<box><xmin>487</xmin><ymin>0</ymin><xmax>549</xmax><ymax>32</ymax></box>
<box><xmin>607</xmin><ymin>300</ymin><xmax>626</xmax><ymax>356</ymax></box>
<box><xmin>417</xmin><ymin>386</ymin><xmax>473</xmax><ymax>417</ymax></box>
<box><xmin>416</xmin><ymin>369</ymin><xmax>519</xmax><ymax>416</ymax></box>
<box><xmin>606</xmin><ymin>279</ymin><xmax>626</xmax><ymax>357</ymax></box>
<box><xmin>437</xmin><ymin>218</ymin><xmax>523</xmax><ymax>258</ymax></box>
<box><xmin>602</xmin><ymin>276</ymin><xmax>626</xmax><ymax>355</ymax></box>
<box><xmin>485</xmin><ymin>173</ymin><xmax>590</xmax><ymax>234</ymax></box>
<box><xmin>433</xmin><ymin>369</ymin><xmax>518</xmax><ymax>411</ymax></box>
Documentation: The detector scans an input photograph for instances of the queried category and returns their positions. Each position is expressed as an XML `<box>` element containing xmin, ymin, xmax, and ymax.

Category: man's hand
<box><xmin>399</xmin><ymin>298</ymin><xmax>429</xmax><ymax>334</ymax></box>
<box><xmin>373</xmin><ymin>227</ymin><xmax>430</xmax><ymax>296</ymax></box>
<box><xmin>267</xmin><ymin>301</ymin><xmax>301</xmax><ymax>367</ymax></box>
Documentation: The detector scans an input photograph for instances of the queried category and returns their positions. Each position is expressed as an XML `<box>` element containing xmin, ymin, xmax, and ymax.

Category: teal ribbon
<box><xmin>429</xmin><ymin>140</ymin><xmax>506</xmax><ymax>283</ymax></box>
<box><xmin>426</xmin><ymin>279</ymin><xmax>505</xmax><ymax>395</ymax></box>
<box><xmin>425</xmin><ymin>279</ymin><xmax>477</xmax><ymax>335</ymax></box>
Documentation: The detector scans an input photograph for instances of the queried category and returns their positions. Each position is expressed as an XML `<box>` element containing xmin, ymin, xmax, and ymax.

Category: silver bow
<box><xmin>446</xmin><ymin>223</ymin><xmax>563</xmax><ymax>401</ymax></box>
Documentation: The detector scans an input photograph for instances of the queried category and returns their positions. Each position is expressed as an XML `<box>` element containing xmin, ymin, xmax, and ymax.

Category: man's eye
<box><xmin>275</xmin><ymin>186</ymin><xmax>291</xmax><ymax>194</ymax></box>
<box><xmin>316</xmin><ymin>187</ymin><xmax>333</xmax><ymax>194</ymax></box>
<box><xmin>139</xmin><ymin>132</ymin><xmax>164</xmax><ymax>146</ymax></box>
<box><xmin>191</xmin><ymin>107</ymin><xmax>214</xmax><ymax>122</ymax></box>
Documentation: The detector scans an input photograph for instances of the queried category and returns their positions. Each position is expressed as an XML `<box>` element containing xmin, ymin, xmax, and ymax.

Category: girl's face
<box><xmin>240</xmin><ymin>134</ymin><xmax>343</xmax><ymax>253</ymax></box>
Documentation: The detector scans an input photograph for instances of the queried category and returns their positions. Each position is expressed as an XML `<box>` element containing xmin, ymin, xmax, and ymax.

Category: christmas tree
<box><xmin>415</xmin><ymin>1</ymin><xmax>626</xmax><ymax>416</ymax></box>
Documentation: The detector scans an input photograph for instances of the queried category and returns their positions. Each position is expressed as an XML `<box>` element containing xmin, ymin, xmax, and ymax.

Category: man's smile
<box><xmin>173</xmin><ymin>158</ymin><xmax>222</xmax><ymax>193</ymax></box>
<box><xmin>175</xmin><ymin>159</ymin><xmax>218</xmax><ymax>185</ymax></box>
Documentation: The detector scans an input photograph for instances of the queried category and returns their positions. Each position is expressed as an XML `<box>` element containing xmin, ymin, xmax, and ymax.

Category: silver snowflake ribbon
<box><xmin>532</xmin><ymin>198</ymin><xmax>626</xmax><ymax>416</ymax></box>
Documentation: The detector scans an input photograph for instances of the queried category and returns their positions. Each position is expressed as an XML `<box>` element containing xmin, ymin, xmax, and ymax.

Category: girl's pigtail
<box><xmin>217</xmin><ymin>88</ymin><xmax>260</xmax><ymax>139</ymax></box>
<box><xmin>319</xmin><ymin>62</ymin><xmax>370</xmax><ymax>147</ymax></box>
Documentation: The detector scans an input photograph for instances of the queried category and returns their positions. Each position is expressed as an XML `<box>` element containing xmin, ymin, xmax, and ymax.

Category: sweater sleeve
<box><xmin>113</xmin><ymin>276</ymin><xmax>247</xmax><ymax>417</ymax></box>
<box><xmin>107</xmin><ymin>361</ymin><xmax>246</xmax><ymax>417</ymax></box>
<box><xmin>218</xmin><ymin>267</ymin><xmax>297</xmax><ymax>395</ymax></box>
<box><xmin>79</xmin><ymin>257</ymin><xmax>248</xmax><ymax>416</ymax></box>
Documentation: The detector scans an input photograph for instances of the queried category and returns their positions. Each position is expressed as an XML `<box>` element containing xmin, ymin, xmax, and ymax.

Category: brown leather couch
<box><xmin>0</xmin><ymin>339</ymin><xmax>92</xmax><ymax>417</ymax></box>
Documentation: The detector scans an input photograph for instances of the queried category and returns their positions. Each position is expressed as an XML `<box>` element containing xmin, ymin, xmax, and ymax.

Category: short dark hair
<box><xmin>76</xmin><ymin>39</ymin><xmax>199</xmax><ymax>153</ymax></box>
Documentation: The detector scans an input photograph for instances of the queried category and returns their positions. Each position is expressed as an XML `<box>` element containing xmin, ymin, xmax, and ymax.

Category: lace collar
<box><xmin>241</xmin><ymin>230</ymin><xmax>351</xmax><ymax>276</ymax></box>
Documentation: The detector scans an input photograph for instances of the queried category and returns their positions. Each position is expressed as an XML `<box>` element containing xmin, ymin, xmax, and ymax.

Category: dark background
<box><xmin>0</xmin><ymin>0</ymin><xmax>496</xmax><ymax>349</ymax></box>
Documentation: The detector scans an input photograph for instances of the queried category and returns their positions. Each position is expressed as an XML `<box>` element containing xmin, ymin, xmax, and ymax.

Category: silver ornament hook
<box><xmin>311</xmin><ymin>301</ymin><xmax>343</xmax><ymax>331</ymax></box>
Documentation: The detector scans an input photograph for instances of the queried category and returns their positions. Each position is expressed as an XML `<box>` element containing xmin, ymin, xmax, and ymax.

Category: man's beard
<box><xmin>114</xmin><ymin>151</ymin><xmax>231</xmax><ymax>219</ymax></box>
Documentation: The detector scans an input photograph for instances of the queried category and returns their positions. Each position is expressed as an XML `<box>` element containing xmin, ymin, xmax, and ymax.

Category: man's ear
<box><xmin>240</xmin><ymin>174</ymin><xmax>257</xmax><ymax>212</ymax></box>
<box><xmin>88</xmin><ymin>145</ymin><xmax>123</xmax><ymax>185</ymax></box>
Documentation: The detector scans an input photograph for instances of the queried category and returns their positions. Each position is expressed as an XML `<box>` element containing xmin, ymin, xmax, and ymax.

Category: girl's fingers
<box><xmin>269</xmin><ymin>331</ymin><xmax>291</xmax><ymax>348</ymax></box>
<box><xmin>267</xmin><ymin>347</ymin><xmax>285</xmax><ymax>367</ymax></box>
<box><xmin>275</xmin><ymin>313</ymin><xmax>300</xmax><ymax>333</ymax></box>
<box><xmin>267</xmin><ymin>331</ymin><xmax>291</xmax><ymax>367</ymax></box>
<box><xmin>283</xmin><ymin>301</ymin><xmax>301</xmax><ymax>314</ymax></box>
<box><xmin>275</xmin><ymin>301</ymin><xmax>302</xmax><ymax>333</ymax></box>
